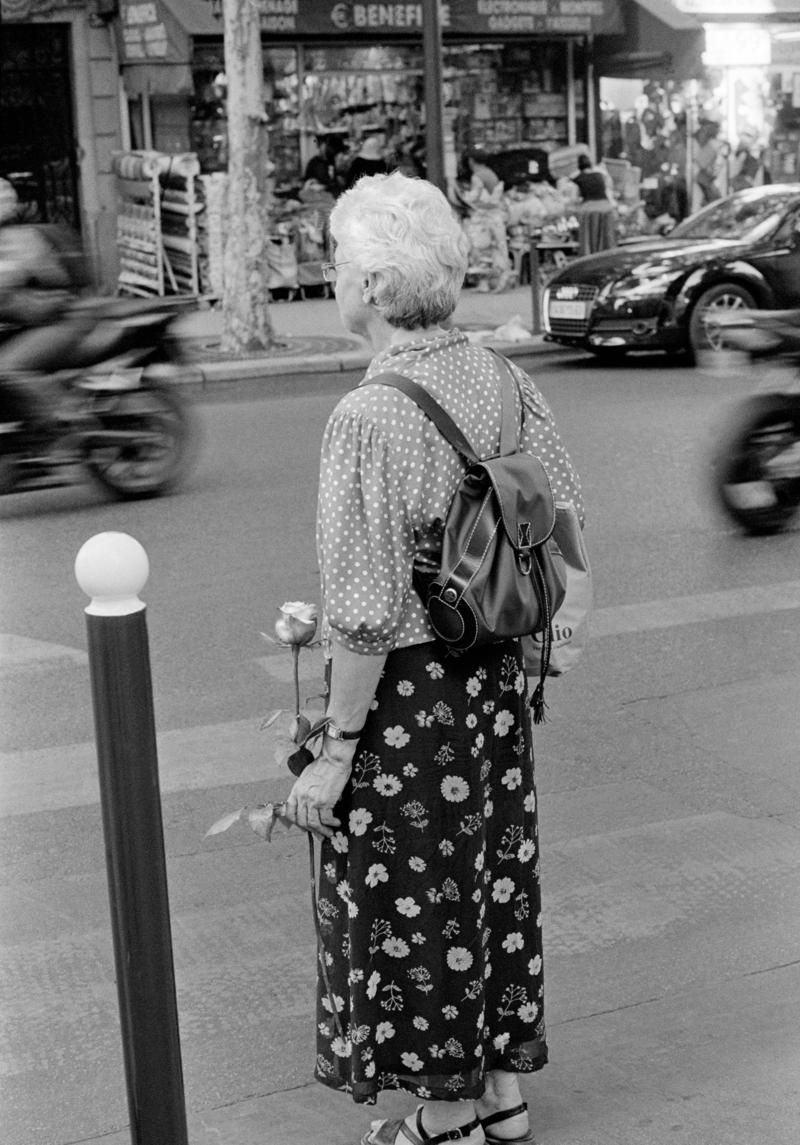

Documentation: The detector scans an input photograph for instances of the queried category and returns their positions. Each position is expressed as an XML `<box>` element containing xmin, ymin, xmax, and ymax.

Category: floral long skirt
<box><xmin>314</xmin><ymin>639</ymin><xmax>548</xmax><ymax>1104</ymax></box>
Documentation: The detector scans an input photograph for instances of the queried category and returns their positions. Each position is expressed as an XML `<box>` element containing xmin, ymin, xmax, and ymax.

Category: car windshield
<box><xmin>670</xmin><ymin>192</ymin><xmax>797</xmax><ymax>242</ymax></box>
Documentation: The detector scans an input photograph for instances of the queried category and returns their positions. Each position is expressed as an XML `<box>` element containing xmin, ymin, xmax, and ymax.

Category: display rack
<box><xmin>113</xmin><ymin>150</ymin><xmax>205</xmax><ymax>298</ymax></box>
<box><xmin>113</xmin><ymin>152</ymin><xmax>164</xmax><ymax>297</ymax></box>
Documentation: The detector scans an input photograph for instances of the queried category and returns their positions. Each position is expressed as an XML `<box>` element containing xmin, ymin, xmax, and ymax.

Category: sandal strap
<box><xmin>415</xmin><ymin>1108</ymin><xmax>481</xmax><ymax>1145</ymax></box>
<box><xmin>479</xmin><ymin>1103</ymin><xmax>528</xmax><ymax>1131</ymax></box>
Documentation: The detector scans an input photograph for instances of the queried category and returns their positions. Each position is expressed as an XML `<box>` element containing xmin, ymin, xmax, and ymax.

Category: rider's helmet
<box><xmin>0</xmin><ymin>178</ymin><xmax>20</xmax><ymax>225</ymax></box>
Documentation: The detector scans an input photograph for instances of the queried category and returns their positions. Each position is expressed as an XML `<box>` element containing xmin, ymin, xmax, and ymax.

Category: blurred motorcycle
<box><xmin>0</xmin><ymin>296</ymin><xmax>196</xmax><ymax>499</ymax></box>
<box><xmin>707</xmin><ymin>308</ymin><xmax>800</xmax><ymax>534</ymax></box>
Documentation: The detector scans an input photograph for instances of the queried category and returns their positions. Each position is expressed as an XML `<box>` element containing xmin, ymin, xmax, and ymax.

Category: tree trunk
<box><xmin>221</xmin><ymin>0</ymin><xmax>274</xmax><ymax>354</ymax></box>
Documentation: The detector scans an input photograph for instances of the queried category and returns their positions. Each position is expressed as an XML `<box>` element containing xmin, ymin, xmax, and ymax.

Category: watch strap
<box><xmin>325</xmin><ymin>719</ymin><xmax>365</xmax><ymax>741</ymax></box>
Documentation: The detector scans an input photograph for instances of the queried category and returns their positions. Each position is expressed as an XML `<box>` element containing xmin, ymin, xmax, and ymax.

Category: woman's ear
<box><xmin>362</xmin><ymin>271</ymin><xmax>378</xmax><ymax>305</ymax></box>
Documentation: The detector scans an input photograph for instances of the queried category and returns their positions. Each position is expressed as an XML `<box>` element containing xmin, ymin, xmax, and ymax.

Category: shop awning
<box><xmin>595</xmin><ymin>0</ymin><xmax>705</xmax><ymax>82</ymax></box>
<box><xmin>117</xmin><ymin>0</ymin><xmax>219</xmax><ymax>97</ymax></box>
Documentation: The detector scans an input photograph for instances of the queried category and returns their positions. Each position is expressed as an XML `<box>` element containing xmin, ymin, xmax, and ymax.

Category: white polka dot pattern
<box><xmin>316</xmin><ymin>330</ymin><xmax>584</xmax><ymax>655</ymax></box>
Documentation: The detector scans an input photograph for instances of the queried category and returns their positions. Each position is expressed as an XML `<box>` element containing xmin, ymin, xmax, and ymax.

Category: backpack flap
<box><xmin>481</xmin><ymin>453</ymin><xmax>557</xmax><ymax>555</ymax></box>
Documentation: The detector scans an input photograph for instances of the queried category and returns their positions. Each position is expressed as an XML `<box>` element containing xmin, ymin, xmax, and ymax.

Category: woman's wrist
<box><xmin>320</xmin><ymin>734</ymin><xmax>359</xmax><ymax>767</ymax></box>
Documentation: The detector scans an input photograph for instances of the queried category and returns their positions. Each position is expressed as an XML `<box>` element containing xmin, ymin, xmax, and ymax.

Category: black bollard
<box><xmin>76</xmin><ymin>533</ymin><xmax>188</xmax><ymax>1145</ymax></box>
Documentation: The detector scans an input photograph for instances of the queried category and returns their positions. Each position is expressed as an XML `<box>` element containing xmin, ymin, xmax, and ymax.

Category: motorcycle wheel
<box><xmin>713</xmin><ymin>393</ymin><xmax>800</xmax><ymax>535</ymax></box>
<box><xmin>85</xmin><ymin>382</ymin><xmax>195</xmax><ymax>499</ymax></box>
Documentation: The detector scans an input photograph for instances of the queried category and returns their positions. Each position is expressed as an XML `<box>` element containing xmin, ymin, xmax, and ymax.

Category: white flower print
<box><xmin>330</xmin><ymin>831</ymin><xmax>348</xmax><ymax>853</ymax></box>
<box><xmin>382</xmin><ymin>936</ymin><xmax>410</xmax><ymax>958</ymax></box>
<box><xmin>475</xmin><ymin>850</ymin><xmax>485</xmax><ymax>872</ymax></box>
<box><xmin>502</xmin><ymin>932</ymin><xmax>524</xmax><ymax>953</ymax></box>
<box><xmin>501</xmin><ymin>767</ymin><xmax>522</xmax><ymax>790</ymax></box>
<box><xmin>433</xmin><ymin>701</ymin><xmax>454</xmax><ymax>725</ymax></box>
<box><xmin>518</xmin><ymin>1001</ymin><xmax>539</xmax><ymax>1022</ymax></box>
<box><xmin>472</xmin><ymin>888</ymin><xmax>482</xmax><ymax>903</ymax></box>
<box><xmin>474</xmin><ymin>732</ymin><xmax>485</xmax><ymax>751</ymax></box>
<box><xmin>384</xmin><ymin>725</ymin><xmax>410</xmax><ymax>748</ymax></box>
<box><xmin>397</xmin><ymin>679</ymin><xmax>415</xmax><ymax>696</ymax></box>
<box><xmin>349</xmin><ymin>808</ymin><xmax>373</xmax><ymax>836</ymax></box>
<box><xmin>413</xmin><ymin>1016</ymin><xmax>430</xmax><ymax>1031</ymax></box>
<box><xmin>482</xmin><ymin>700</ymin><xmax>495</xmax><ymax>714</ymax></box>
<box><xmin>365</xmin><ymin>863</ymin><xmax>389</xmax><ymax>888</ymax></box>
<box><xmin>321</xmin><ymin>993</ymin><xmax>345</xmax><ymax>1013</ymax></box>
<box><xmin>331</xmin><ymin>1036</ymin><xmax>352</xmax><ymax>1057</ymax></box>
<box><xmin>364</xmin><ymin>1060</ymin><xmax>376</xmax><ymax>1078</ymax></box>
<box><xmin>492</xmin><ymin>877</ymin><xmax>515</xmax><ymax>903</ymax></box>
<box><xmin>396</xmin><ymin>897</ymin><xmax>421</xmax><ymax>918</ymax></box>
<box><xmin>403</xmin><ymin>762</ymin><xmax>419</xmax><ymax>777</ymax></box>
<box><xmin>426</xmin><ymin>661</ymin><xmax>445</xmax><ymax>679</ymax></box>
<box><xmin>446</xmin><ymin>946</ymin><xmax>474</xmax><ymax>971</ymax></box>
<box><xmin>484</xmin><ymin>799</ymin><xmax>494</xmax><ymax>818</ymax></box>
<box><xmin>494</xmin><ymin>710</ymin><xmax>515</xmax><ymax>737</ymax></box>
<box><xmin>528</xmin><ymin>955</ymin><xmax>542</xmax><ymax>977</ymax></box>
<box><xmin>408</xmin><ymin>856</ymin><xmax>426</xmax><ymax>873</ymax></box>
<box><xmin>374</xmin><ymin>773</ymin><xmax>402</xmax><ymax>796</ymax></box>
<box><xmin>439</xmin><ymin>840</ymin><xmax>454</xmax><ymax>856</ymax></box>
<box><xmin>415</xmin><ymin>710</ymin><xmax>435</xmax><ymax>728</ymax></box>
<box><xmin>367</xmin><ymin>971</ymin><xmax>381</xmax><ymax>999</ymax></box>
<box><xmin>441</xmin><ymin>775</ymin><xmax>469</xmax><ymax>802</ymax></box>
<box><xmin>524</xmin><ymin>791</ymin><xmax>536</xmax><ymax>813</ymax></box>
<box><xmin>465</xmin><ymin>713</ymin><xmax>478</xmax><ymax>729</ymax></box>
<box><xmin>514</xmin><ymin>671</ymin><xmax>526</xmax><ymax>694</ymax></box>
<box><xmin>466</xmin><ymin>676</ymin><xmax>482</xmax><ymax>697</ymax></box>
<box><xmin>442</xmin><ymin>1005</ymin><xmax>458</xmax><ymax>1019</ymax></box>
<box><xmin>323</xmin><ymin>862</ymin><xmax>336</xmax><ymax>881</ymax></box>
<box><xmin>411</xmin><ymin>931</ymin><xmax>426</xmax><ymax>945</ymax></box>
<box><xmin>401</xmin><ymin>1052</ymin><xmax>424</xmax><ymax>1072</ymax></box>
<box><xmin>375</xmin><ymin>1021</ymin><xmax>396</xmax><ymax>1043</ymax></box>
<box><xmin>517</xmin><ymin>839</ymin><xmax>536</xmax><ymax>863</ymax></box>
<box><xmin>349</xmin><ymin>968</ymin><xmax>364</xmax><ymax>983</ymax></box>
<box><xmin>493</xmin><ymin>1032</ymin><xmax>510</xmax><ymax>1051</ymax></box>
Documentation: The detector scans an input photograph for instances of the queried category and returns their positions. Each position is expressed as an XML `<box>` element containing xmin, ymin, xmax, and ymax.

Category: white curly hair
<box><xmin>329</xmin><ymin>172</ymin><xmax>469</xmax><ymax>330</ymax></box>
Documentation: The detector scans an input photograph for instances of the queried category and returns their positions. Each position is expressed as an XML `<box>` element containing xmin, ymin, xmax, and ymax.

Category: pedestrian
<box><xmin>343</xmin><ymin>131</ymin><xmax>389</xmax><ymax>190</ymax></box>
<box><xmin>282</xmin><ymin>172</ymin><xmax>584</xmax><ymax>1145</ymax></box>
<box><xmin>571</xmin><ymin>154</ymin><xmax>616</xmax><ymax>255</ymax></box>
<box><xmin>303</xmin><ymin>132</ymin><xmax>346</xmax><ymax>197</ymax></box>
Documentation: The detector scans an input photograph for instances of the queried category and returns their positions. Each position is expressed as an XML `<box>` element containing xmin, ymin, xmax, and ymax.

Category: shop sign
<box><xmin>120</xmin><ymin>0</ymin><xmax>183</xmax><ymax>62</ymax></box>
<box><xmin>256</xmin><ymin>0</ymin><xmax>623</xmax><ymax>37</ymax></box>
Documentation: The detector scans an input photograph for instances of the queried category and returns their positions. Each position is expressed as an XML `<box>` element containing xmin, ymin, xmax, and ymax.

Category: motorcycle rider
<box><xmin>0</xmin><ymin>177</ymin><xmax>91</xmax><ymax>434</ymax></box>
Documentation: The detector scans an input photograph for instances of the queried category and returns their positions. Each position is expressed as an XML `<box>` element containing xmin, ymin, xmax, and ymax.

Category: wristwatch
<box><xmin>325</xmin><ymin>719</ymin><xmax>364</xmax><ymax>741</ymax></box>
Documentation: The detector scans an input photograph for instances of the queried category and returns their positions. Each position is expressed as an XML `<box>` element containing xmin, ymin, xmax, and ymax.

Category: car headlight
<box><xmin>604</xmin><ymin>271</ymin><xmax>679</xmax><ymax>300</ymax></box>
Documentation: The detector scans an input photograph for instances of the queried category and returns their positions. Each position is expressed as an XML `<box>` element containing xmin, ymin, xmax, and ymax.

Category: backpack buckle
<box><xmin>518</xmin><ymin>522</ymin><xmax>533</xmax><ymax>574</ymax></box>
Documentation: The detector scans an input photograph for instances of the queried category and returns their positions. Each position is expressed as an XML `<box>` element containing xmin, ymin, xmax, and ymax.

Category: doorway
<box><xmin>0</xmin><ymin>23</ymin><xmax>80</xmax><ymax>230</ymax></box>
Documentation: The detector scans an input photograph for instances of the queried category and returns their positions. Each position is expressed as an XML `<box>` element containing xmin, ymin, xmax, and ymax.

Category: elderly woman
<box><xmin>284</xmin><ymin>173</ymin><xmax>583</xmax><ymax>1145</ymax></box>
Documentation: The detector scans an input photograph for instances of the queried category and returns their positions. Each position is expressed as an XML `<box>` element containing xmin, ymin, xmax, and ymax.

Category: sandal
<box><xmin>361</xmin><ymin>1106</ymin><xmax>481</xmax><ymax>1145</ymax></box>
<box><xmin>479</xmin><ymin>1102</ymin><xmax>537</xmax><ymax>1145</ymax></box>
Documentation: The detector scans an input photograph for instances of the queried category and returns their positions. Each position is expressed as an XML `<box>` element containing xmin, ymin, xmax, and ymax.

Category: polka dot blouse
<box><xmin>317</xmin><ymin>329</ymin><xmax>584</xmax><ymax>656</ymax></box>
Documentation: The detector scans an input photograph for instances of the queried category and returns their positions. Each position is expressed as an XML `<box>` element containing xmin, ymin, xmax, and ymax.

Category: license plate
<box><xmin>549</xmin><ymin>300</ymin><xmax>587</xmax><ymax>319</ymax></box>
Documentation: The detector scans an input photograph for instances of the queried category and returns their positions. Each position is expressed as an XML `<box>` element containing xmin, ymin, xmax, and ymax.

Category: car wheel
<box><xmin>688</xmin><ymin>283</ymin><xmax>756</xmax><ymax>355</ymax></box>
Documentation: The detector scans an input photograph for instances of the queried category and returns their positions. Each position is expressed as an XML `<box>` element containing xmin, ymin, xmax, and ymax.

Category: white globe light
<box><xmin>75</xmin><ymin>532</ymin><xmax>150</xmax><ymax>616</ymax></box>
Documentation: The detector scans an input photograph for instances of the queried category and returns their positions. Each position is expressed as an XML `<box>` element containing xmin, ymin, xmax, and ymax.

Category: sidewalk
<box><xmin>171</xmin><ymin>284</ymin><xmax>557</xmax><ymax>396</ymax></box>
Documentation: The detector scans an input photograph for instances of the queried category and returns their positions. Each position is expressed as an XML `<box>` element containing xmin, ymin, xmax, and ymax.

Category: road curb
<box><xmin>179</xmin><ymin>337</ymin><xmax>565</xmax><ymax>400</ymax></box>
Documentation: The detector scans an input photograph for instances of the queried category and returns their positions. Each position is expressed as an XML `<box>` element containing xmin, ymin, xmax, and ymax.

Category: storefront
<box><xmin>117</xmin><ymin>0</ymin><xmax>625</xmax><ymax>188</ymax></box>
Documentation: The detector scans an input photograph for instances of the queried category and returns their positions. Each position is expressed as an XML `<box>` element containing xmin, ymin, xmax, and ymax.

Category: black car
<box><xmin>543</xmin><ymin>184</ymin><xmax>800</xmax><ymax>359</ymax></box>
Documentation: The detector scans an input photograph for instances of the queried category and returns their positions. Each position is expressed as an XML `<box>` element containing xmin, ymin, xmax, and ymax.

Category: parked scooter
<box><xmin>708</xmin><ymin>308</ymin><xmax>800</xmax><ymax>534</ymax></box>
<box><xmin>0</xmin><ymin>296</ymin><xmax>196</xmax><ymax>499</ymax></box>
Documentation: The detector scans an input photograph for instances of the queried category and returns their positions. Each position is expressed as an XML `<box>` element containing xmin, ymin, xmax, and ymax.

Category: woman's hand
<box><xmin>284</xmin><ymin>747</ymin><xmax>354</xmax><ymax>838</ymax></box>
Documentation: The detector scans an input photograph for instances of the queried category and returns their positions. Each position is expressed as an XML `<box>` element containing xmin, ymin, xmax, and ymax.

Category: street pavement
<box><xmin>2</xmin><ymin>308</ymin><xmax>800</xmax><ymax>1145</ymax></box>
<box><xmin>170</xmin><ymin>283</ymin><xmax>558</xmax><ymax>396</ymax></box>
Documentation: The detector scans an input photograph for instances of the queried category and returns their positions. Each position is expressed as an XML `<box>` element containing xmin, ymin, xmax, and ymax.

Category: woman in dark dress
<box><xmin>282</xmin><ymin>173</ymin><xmax>584</xmax><ymax>1145</ymax></box>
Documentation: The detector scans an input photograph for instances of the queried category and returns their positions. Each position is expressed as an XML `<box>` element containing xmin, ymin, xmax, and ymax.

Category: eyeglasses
<box><xmin>321</xmin><ymin>261</ymin><xmax>351</xmax><ymax>283</ymax></box>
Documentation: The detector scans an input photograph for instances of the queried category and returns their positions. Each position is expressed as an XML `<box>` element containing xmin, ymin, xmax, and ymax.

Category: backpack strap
<box><xmin>371</xmin><ymin>353</ymin><xmax>520</xmax><ymax>463</ymax></box>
